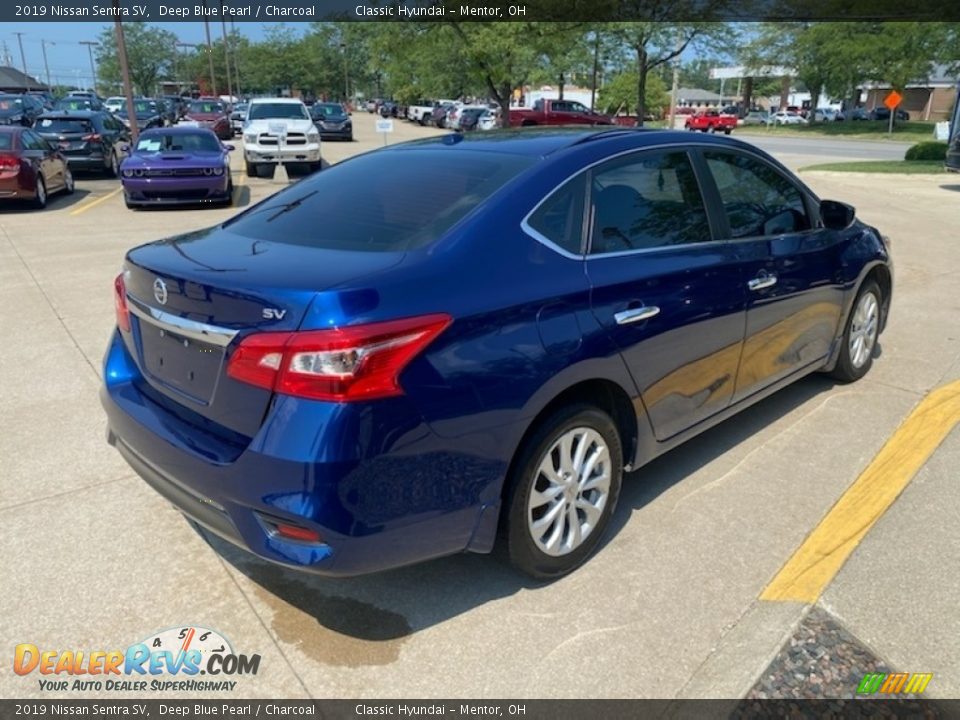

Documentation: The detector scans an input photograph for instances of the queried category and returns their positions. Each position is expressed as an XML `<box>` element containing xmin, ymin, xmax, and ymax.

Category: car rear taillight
<box><xmin>0</xmin><ymin>154</ymin><xmax>19</xmax><ymax>170</ymax></box>
<box><xmin>227</xmin><ymin>313</ymin><xmax>452</xmax><ymax>402</ymax></box>
<box><xmin>113</xmin><ymin>273</ymin><xmax>131</xmax><ymax>332</ymax></box>
<box><xmin>82</xmin><ymin>133</ymin><xmax>102</xmax><ymax>143</ymax></box>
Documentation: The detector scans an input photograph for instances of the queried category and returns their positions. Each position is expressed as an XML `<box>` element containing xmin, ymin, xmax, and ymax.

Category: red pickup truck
<box><xmin>509</xmin><ymin>99</ymin><xmax>613</xmax><ymax>127</ymax></box>
<box><xmin>684</xmin><ymin>110</ymin><xmax>737</xmax><ymax>134</ymax></box>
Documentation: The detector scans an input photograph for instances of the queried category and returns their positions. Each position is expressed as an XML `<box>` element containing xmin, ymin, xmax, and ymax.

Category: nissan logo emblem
<box><xmin>153</xmin><ymin>278</ymin><xmax>168</xmax><ymax>305</ymax></box>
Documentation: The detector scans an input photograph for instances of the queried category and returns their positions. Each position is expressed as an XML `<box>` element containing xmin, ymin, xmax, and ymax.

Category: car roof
<box><xmin>38</xmin><ymin>110</ymin><xmax>100</xmax><ymax>118</ymax></box>
<box><xmin>390</xmin><ymin>127</ymin><xmax>768</xmax><ymax>161</ymax></box>
<box><xmin>249</xmin><ymin>97</ymin><xmax>303</xmax><ymax>104</ymax></box>
<box><xmin>139</xmin><ymin>126</ymin><xmax>219</xmax><ymax>137</ymax></box>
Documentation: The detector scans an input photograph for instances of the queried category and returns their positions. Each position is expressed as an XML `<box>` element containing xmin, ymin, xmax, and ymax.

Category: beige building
<box><xmin>862</xmin><ymin>65</ymin><xmax>957</xmax><ymax>121</ymax></box>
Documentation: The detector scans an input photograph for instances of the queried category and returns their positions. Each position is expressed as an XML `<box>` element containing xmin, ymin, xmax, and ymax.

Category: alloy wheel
<box><xmin>527</xmin><ymin>427</ymin><xmax>611</xmax><ymax>557</ymax></box>
<box><xmin>849</xmin><ymin>291</ymin><xmax>879</xmax><ymax>369</ymax></box>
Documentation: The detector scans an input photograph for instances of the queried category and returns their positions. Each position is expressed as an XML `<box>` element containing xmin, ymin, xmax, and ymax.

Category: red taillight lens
<box><xmin>82</xmin><ymin>133</ymin><xmax>102</xmax><ymax>143</ymax></box>
<box><xmin>113</xmin><ymin>273</ymin><xmax>131</xmax><ymax>332</ymax></box>
<box><xmin>275</xmin><ymin>523</ymin><xmax>322</xmax><ymax>542</ymax></box>
<box><xmin>0</xmin><ymin>154</ymin><xmax>19</xmax><ymax>170</ymax></box>
<box><xmin>227</xmin><ymin>314</ymin><xmax>452</xmax><ymax>402</ymax></box>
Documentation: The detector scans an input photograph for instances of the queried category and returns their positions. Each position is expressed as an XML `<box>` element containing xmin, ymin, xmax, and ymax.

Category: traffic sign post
<box><xmin>376</xmin><ymin>117</ymin><xmax>393</xmax><ymax>146</ymax></box>
<box><xmin>269</xmin><ymin>122</ymin><xmax>288</xmax><ymax>182</ymax></box>
<box><xmin>883</xmin><ymin>90</ymin><xmax>902</xmax><ymax>134</ymax></box>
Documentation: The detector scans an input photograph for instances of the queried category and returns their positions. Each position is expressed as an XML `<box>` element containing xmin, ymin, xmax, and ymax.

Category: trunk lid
<box><xmin>123</xmin><ymin>225</ymin><xmax>405</xmax><ymax>438</ymax></box>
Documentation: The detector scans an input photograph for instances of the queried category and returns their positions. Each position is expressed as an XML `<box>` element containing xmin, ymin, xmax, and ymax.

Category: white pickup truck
<box><xmin>406</xmin><ymin>100</ymin><xmax>438</xmax><ymax>126</ymax></box>
<box><xmin>242</xmin><ymin>98</ymin><xmax>321</xmax><ymax>178</ymax></box>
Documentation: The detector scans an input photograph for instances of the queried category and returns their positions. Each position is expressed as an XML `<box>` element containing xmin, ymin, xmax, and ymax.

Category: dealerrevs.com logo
<box><xmin>14</xmin><ymin>626</ymin><xmax>261</xmax><ymax>692</ymax></box>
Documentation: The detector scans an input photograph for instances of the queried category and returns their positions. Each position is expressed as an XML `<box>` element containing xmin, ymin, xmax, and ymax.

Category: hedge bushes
<box><xmin>905</xmin><ymin>141</ymin><xmax>948</xmax><ymax>161</ymax></box>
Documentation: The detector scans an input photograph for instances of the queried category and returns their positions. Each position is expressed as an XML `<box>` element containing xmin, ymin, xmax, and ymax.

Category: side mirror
<box><xmin>820</xmin><ymin>199</ymin><xmax>856</xmax><ymax>230</ymax></box>
<box><xmin>224</xmin><ymin>144</ymin><xmax>235</xmax><ymax>151</ymax></box>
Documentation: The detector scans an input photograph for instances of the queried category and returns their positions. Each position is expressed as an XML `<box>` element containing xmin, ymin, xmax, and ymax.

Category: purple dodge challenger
<box><xmin>120</xmin><ymin>127</ymin><xmax>234</xmax><ymax>209</ymax></box>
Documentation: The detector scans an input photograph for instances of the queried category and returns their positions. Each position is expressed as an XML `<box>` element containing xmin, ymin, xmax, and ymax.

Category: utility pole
<box><xmin>80</xmin><ymin>41</ymin><xmax>99</xmax><ymax>93</ymax></box>
<box><xmin>203</xmin><ymin>2</ymin><xmax>217</xmax><ymax>96</ymax></box>
<box><xmin>13</xmin><ymin>32</ymin><xmax>27</xmax><ymax>75</ymax></box>
<box><xmin>340</xmin><ymin>42</ymin><xmax>349</xmax><ymax>103</ymax></box>
<box><xmin>230</xmin><ymin>20</ymin><xmax>241</xmax><ymax>98</ymax></box>
<box><xmin>668</xmin><ymin>31</ymin><xmax>681</xmax><ymax>130</ymax></box>
<box><xmin>114</xmin><ymin>10</ymin><xmax>139</xmax><ymax>143</ymax></box>
<box><xmin>590</xmin><ymin>32</ymin><xmax>600</xmax><ymax>111</ymax></box>
<box><xmin>1</xmin><ymin>42</ymin><xmax>11</xmax><ymax>68</ymax></box>
<box><xmin>219</xmin><ymin>1</ymin><xmax>233</xmax><ymax>100</ymax></box>
<box><xmin>41</xmin><ymin>40</ymin><xmax>54</xmax><ymax>91</ymax></box>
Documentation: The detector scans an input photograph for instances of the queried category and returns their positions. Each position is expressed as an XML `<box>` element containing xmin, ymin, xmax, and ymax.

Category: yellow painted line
<box><xmin>69</xmin><ymin>187</ymin><xmax>122</xmax><ymax>216</ymax></box>
<box><xmin>761</xmin><ymin>379</ymin><xmax>960</xmax><ymax>603</ymax></box>
<box><xmin>232</xmin><ymin>169</ymin><xmax>245</xmax><ymax>204</ymax></box>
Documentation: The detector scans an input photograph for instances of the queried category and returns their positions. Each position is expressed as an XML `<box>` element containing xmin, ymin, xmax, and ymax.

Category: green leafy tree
<box><xmin>598</xmin><ymin>70</ymin><xmax>668</xmax><ymax>117</ymax></box>
<box><xmin>96</xmin><ymin>23</ymin><xmax>178</xmax><ymax>96</ymax></box>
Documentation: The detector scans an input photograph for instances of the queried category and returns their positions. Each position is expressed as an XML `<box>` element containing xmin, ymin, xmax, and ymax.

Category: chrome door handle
<box><xmin>614</xmin><ymin>306</ymin><xmax>660</xmax><ymax>325</ymax></box>
<box><xmin>748</xmin><ymin>274</ymin><xmax>778</xmax><ymax>291</ymax></box>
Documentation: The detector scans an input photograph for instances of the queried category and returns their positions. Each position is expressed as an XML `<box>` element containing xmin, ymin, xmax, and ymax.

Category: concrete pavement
<box><xmin>1</xmin><ymin>120</ymin><xmax>957</xmax><ymax>701</ymax></box>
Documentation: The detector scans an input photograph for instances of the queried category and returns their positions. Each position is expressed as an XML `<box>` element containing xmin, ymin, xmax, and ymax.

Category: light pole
<box><xmin>219</xmin><ymin>1</ymin><xmax>233</xmax><ymax>100</ymax></box>
<box><xmin>202</xmin><ymin>3</ymin><xmax>217</xmax><ymax>96</ymax></box>
<box><xmin>114</xmin><ymin>11</ymin><xmax>139</xmax><ymax>144</ymax></box>
<box><xmin>340</xmin><ymin>42</ymin><xmax>348</xmax><ymax>103</ymax></box>
<box><xmin>13</xmin><ymin>32</ymin><xmax>27</xmax><ymax>75</ymax></box>
<box><xmin>230</xmin><ymin>19</ymin><xmax>241</xmax><ymax>98</ymax></box>
<box><xmin>41</xmin><ymin>40</ymin><xmax>54</xmax><ymax>91</ymax></box>
<box><xmin>80</xmin><ymin>41</ymin><xmax>99</xmax><ymax>93</ymax></box>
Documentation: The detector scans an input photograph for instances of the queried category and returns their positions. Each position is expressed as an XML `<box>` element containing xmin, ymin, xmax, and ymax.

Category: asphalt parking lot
<box><xmin>2</xmin><ymin>118</ymin><xmax>958</xmax><ymax>700</ymax></box>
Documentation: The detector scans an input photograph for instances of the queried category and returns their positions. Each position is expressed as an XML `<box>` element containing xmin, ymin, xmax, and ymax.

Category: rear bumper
<box><xmin>64</xmin><ymin>154</ymin><xmax>109</xmax><ymax>170</ymax></box>
<box><xmin>100</xmin><ymin>329</ymin><xmax>499</xmax><ymax>576</ymax></box>
<box><xmin>318</xmin><ymin>127</ymin><xmax>352</xmax><ymax>139</ymax></box>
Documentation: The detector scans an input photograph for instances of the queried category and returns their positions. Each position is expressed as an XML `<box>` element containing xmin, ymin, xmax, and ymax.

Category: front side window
<box><xmin>527</xmin><ymin>174</ymin><xmax>586</xmax><ymax>254</ymax></box>
<box><xmin>589</xmin><ymin>150</ymin><xmax>712</xmax><ymax>254</ymax></box>
<box><xmin>703</xmin><ymin>151</ymin><xmax>810</xmax><ymax>238</ymax></box>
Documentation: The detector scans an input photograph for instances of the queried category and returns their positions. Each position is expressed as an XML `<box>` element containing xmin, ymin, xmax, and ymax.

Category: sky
<box><xmin>3</xmin><ymin>22</ymin><xmax>285</xmax><ymax>89</ymax></box>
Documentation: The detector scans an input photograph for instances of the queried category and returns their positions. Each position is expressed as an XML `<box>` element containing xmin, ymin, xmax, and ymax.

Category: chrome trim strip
<box><xmin>519</xmin><ymin>138</ymin><xmax>821</xmax><ymax>261</ymax></box>
<box><xmin>126</xmin><ymin>294</ymin><xmax>238</xmax><ymax>348</ymax></box>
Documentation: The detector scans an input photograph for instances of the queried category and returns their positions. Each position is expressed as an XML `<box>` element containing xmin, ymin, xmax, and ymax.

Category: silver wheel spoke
<box><xmin>575</xmin><ymin>497</ymin><xmax>603</xmax><ymax>527</ymax></box>
<box><xmin>565</xmin><ymin>502</ymin><xmax>581</xmax><ymax>549</ymax></box>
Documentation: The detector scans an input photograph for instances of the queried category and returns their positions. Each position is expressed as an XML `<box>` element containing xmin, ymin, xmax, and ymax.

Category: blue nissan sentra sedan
<box><xmin>101</xmin><ymin>129</ymin><xmax>892</xmax><ymax>579</ymax></box>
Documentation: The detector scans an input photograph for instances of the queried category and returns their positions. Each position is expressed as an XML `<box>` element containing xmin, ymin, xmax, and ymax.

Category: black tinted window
<box><xmin>0</xmin><ymin>134</ymin><xmax>12</xmax><ymax>150</ymax></box>
<box><xmin>226</xmin><ymin>149</ymin><xmax>533</xmax><ymax>252</ymax></box>
<box><xmin>527</xmin><ymin>174</ymin><xmax>586</xmax><ymax>254</ymax></box>
<box><xmin>135</xmin><ymin>132</ymin><xmax>220</xmax><ymax>153</ymax></box>
<box><xmin>589</xmin><ymin>150</ymin><xmax>712</xmax><ymax>254</ymax></box>
<box><xmin>36</xmin><ymin>117</ymin><xmax>94</xmax><ymax>134</ymax></box>
<box><xmin>704</xmin><ymin>151</ymin><xmax>810</xmax><ymax>238</ymax></box>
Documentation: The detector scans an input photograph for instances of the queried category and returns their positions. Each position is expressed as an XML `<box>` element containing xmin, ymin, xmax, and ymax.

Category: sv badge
<box><xmin>262</xmin><ymin>308</ymin><xmax>287</xmax><ymax>320</ymax></box>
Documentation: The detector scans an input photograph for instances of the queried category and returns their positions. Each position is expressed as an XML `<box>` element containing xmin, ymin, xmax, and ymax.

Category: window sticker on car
<box><xmin>137</xmin><ymin>140</ymin><xmax>162</xmax><ymax>152</ymax></box>
<box><xmin>40</xmin><ymin>119</ymin><xmax>52</xmax><ymax>127</ymax></box>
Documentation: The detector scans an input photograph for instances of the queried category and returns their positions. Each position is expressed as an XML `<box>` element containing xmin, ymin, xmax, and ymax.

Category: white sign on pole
<box><xmin>268</xmin><ymin>121</ymin><xmax>288</xmax><ymax>138</ymax></box>
<box><xmin>375</xmin><ymin>118</ymin><xmax>394</xmax><ymax>133</ymax></box>
<box><xmin>935</xmin><ymin>121</ymin><xmax>950</xmax><ymax>141</ymax></box>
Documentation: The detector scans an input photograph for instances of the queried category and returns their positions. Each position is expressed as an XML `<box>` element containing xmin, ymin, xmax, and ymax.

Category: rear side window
<box><xmin>36</xmin><ymin>117</ymin><xmax>94</xmax><ymax>134</ymax></box>
<box><xmin>704</xmin><ymin>151</ymin><xmax>810</xmax><ymax>238</ymax></box>
<box><xmin>527</xmin><ymin>174</ymin><xmax>586</xmax><ymax>254</ymax></box>
<box><xmin>589</xmin><ymin>150</ymin><xmax>712</xmax><ymax>254</ymax></box>
<box><xmin>226</xmin><ymin>149</ymin><xmax>533</xmax><ymax>252</ymax></box>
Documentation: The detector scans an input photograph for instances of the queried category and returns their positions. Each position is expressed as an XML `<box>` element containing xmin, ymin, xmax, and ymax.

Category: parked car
<box><xmin>116</xmin><ymin>99</ymin><xmax>164</xmax><ymax>131</ymax></box>
<box><xmin>771</xmin><ymin>111</ymin><xmax>807</xmax><ymax>126</ymax></box>
<box><xmin>119</xmin><ymin>126</ymin><xmax>233</xmax><ymax>209</ymax></box>
<box><xmin>0</xmin><ymin>125</ymin><xmax>74</xmax><ymax>208</ymax></box>
<box><xmin>181</xmin><ymin>99</ymin><xmax>232</xmax><ymax>140</ymax></box>
<box><xmin>230</xmin><ymin>102</ymin><xmax>248</xmax><ymax>135</ymax></box>
<box><xmin>104</xmin><ymin>96</ymin><xmax>125</xmax><ymax>113</ymax></box>
<box><xmin>741</xmin><ymin>110</ymin><xmax>770</xmax><ymax>126</ymax></box>
<box><xmin>0</xmin><ymin>94</ymin><xmax>45</xmax><ymax>126</ymax></box>
<box><xmin>457</xmin><ymin>107</ymin><xmax>490</xmax><ymax>132</ymax></box>
<box><xmin>365</xmin><ymin>100</ymin><xmax>378</xmax><ymax>113</ymax></box>
<box><xmin>101</xmin><ymin>128</ymin><xmax>892</xmax><ymax>579</ymax></box>
<box><xmin>848</xmin><ymin>107</ymin><xmax>871</xmax><ymax>121</ymax></box>
<box><xmin>310</xmin><ymin>102</ymin><xmax>353</xmax><ymax>141</ymax></box>
<box><xmin>161</xmin><ymin>95</ymin><xmax>187</xmax><ymax>121</ymax></box>
<box><xmin>477</xmin><ymin>109</ymin><xmax>499</xmax><ymax>131</ymax></box>
<box><xmin>431</xmin><ymin>103</ymin><xmax>456</xmax><ymax>128</ymax></box>
<box><xmin>406</xmin><ymin>100</ymin><xmax>435</xmax><ymax>125</ymax></box>
<box><xmin>378</xmin><ymin>101</ymin><xmax>399</xmax><ymax>118</ymax></box>
<box><xmin>33</xmin><ymin>110</ymin><xmax>130</xmax><ymax>176</ymax></box>
<box><xmin>509</xmin><ymin>99</ymin><xmax>613</xmax><ymax>127</ymax></box>
<box><xmin>870</xmin><ymin>107</ymin><xmax>910</xmax><ymax>122</ymax></box>
<box><xmin>811</xmin><ymin>108</ymin><xmax>843</xmax><ymax>122</ymax></box>
<box><xmin>685</xmin><ymin>109</ymin><xmax>736</xmax><ymax>134</ymax></box>
<box><xmin>242</xmin><ymin>97</ymin><xmax>320</xmax><ymax>178</ymax></box>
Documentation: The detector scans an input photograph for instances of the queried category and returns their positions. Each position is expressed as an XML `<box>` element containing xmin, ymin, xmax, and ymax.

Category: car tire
<box><xmin>258</xmin><ymin>164</ymin><xmax>276</xmax><ymax>180</ymax></box>
<box><xmin>108</xmin><ymin>151</ymin><xmax>120</xmax><ymax>178</ymax></box>
<box><xmin>245</xmin><ymin>160</ymin><xmax>257</xmax><ymax>178</ymax></box>
<box><xmin>310</xmin><ymin>161</ymin><xmax>322</xmax><ymax>173</ymax></box>
<box><xmin>500</xmin><ymin>404</ymin><xmax>623</xmax><ymax>580</ymax></box>
<box><xmin>32</xmin><ymin>174</ymin><xmax>47</xmax><ymax>209</ymax></box>
<box><xmin>724</xmin><ymin>128</ymin><xmax>732</xmax><ymax>135</ymax></box>
<box><xmin>63</xmin><ymin>166</ymin><xmax>75</xmax><ymax>194</ymax></box>
<box><xmin>830</xmin><ymin>279</ymin><xmax>882</xmax><ymax>383</ymax></box>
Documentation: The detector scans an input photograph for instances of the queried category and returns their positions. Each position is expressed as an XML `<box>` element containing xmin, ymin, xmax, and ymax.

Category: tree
<box><xmin>530</xmin><ymin>25</ymin><xmax>593</xmax><ymax>100</ymax></box>
<box><xmin>597</xmin><ymin>70</ymin><xmax>668</xmax><ymax>117</ymax></box>
<box><xmin>96</xmin><ymin>23</ymin><xmax>178</xmax><ymax>95</ymax></box>
<box><xmin>600</xmin><ymin>21</ymin><xmax>735</xmax><ymax>126</ymax></box>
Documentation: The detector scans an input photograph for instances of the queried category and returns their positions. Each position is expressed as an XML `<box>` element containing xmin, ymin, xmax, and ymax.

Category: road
<box><xmin>1</xmin><ymin>117</ymin><xmax>957</xmax><ymax>702</ymax></box>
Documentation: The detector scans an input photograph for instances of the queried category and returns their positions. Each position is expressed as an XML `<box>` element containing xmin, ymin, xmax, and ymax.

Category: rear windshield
<box><xmin>312</xmin><ymin>104</ymin><xmax>344</xmax><ymax>117</ymax></box>
<box><xmin>189</xmin><ymin>101</ymin><xmax>224</xmax><ymax>114</ymax></box>
<box><xmin>248</xmin><ymin>103</ymin><xmax>308</xmax><ymax>120</ymax></box>
<box><xmin>225</xmin><ymin>149</ymin><xmax>533</xmax><ymax>252</ymax></box>
<box><xmin>135</xmin><ymin>132</ymin><xmax>221</xmax><ymax>153</ymax></box>
<box><xmin>0</xmin><ymin>97</ymin><xmax>24</xmax><ymax>112</ymax></box>
<box><xmin>36</xmin><ymin>117</ymin><xmax>95</xmax><ymax>134</ymax></box>
<box><xmin>55</xmin><ymin>98</ymin><xmax>94</xmax><ymax>110</ymax></box>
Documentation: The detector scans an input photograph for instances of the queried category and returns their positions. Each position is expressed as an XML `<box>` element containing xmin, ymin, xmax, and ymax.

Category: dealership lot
<box><xmin>1</xmin><ymin>119</ymin><xmax>958</xmax><ymax>699</ymax></box>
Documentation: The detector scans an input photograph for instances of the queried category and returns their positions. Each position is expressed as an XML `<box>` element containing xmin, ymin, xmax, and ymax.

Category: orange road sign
<box><xmin>884</xmin><ymin>90</ymin><xmax>903</xmax><ymax>110</ymax></box>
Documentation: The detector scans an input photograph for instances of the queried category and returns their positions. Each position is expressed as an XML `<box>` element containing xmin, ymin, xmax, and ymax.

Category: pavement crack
<box><xmin>0</xmin><ymin>474</ymin><xmax>135</xmax><ymax>513</ymax></box>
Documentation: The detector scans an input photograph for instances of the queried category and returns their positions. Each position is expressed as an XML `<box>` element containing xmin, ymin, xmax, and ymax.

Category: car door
<box><xmin>22</xmin><ymin>130</ymin><xmax>62</xmax><ymax>191</ymax></box>
<box><xmin>699</xmin><ymin>148</ymin><xmax>846</xmax><ymax>402</ymax></box>
<box><xmin>585</xmin><ymin>148</ymin><xmax>747</xmax><ymax>441</ymax></box>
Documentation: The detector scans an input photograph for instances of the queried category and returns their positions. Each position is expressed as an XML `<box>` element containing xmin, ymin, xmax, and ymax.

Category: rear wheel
<box><xmin>109</xmin><ymin>150</ymin><xmax>120</xmax><ymax>178</ymax></box>
<box><xmin>830</xmin><ymin>279</ymin><xmax>881</xmax><ymax>383</ymax></box>
<box><xmin>63</xmin><ymin>166</ymin><xmax>75</xmax><ymax>194</ymax></box>
<box><xmin>244</xmin><ymin>160</ymin><xmax>257</xmax><ymax>178</ymax></box>
<box><xmin>258</xmin><ymin>163</ymin><xmax>276</xmax><ymax>179</ymax></box>
<box><xmin>32</xmin><ymin>175</ymin><xmax>47</xmax><ymax>209</ymax></box>
<box><xmin>724</xmin><ymin>128</ymin><xmax>732</xmax><ymax>135</ymax></box>
<box><xmin>500</xmin><ymin>404</ymin><xmax>623</xmax><ymax>580</ymax></box>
